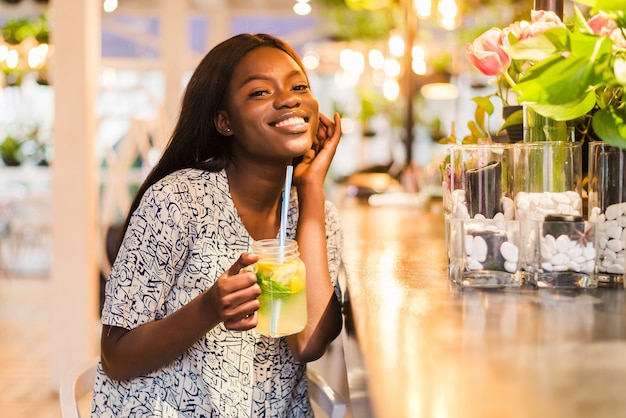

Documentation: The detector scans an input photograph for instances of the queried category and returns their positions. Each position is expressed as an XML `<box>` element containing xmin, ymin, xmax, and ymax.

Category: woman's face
<box><xmin>220</xmin><ymin>46</ymin><xmax>320</xmax><ymax>163</ymax></box>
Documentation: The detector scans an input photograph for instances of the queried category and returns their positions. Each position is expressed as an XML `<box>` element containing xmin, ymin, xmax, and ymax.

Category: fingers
<box><xmin>224</xmin><ymin>311</ymin><xmax>258</xmax><ymax>331</ymax></box>
<box><xmin>317</xmin><ymin>112</ymin><xmax>341</xmax><ymax>140</ymax></box>
<box><xmin>225</xmin><ymin>252</ymin><xmax>259</xmax><ymax>277</ymax></box>
<box><xmin>211</xmin><ymin>252</ymin><xmax>261</xmax><ymax>330</ymax></box>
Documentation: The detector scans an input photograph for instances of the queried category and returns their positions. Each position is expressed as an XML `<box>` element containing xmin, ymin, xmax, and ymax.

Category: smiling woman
<box><xmin>216</xmin><ymin>46</ymin><xmax>319</xmax><ymax>161</ymax></box>
<box><xmin>92</xmin><ymin>33</ymin><xmax>344</xmax><ymax>418</ymax></box>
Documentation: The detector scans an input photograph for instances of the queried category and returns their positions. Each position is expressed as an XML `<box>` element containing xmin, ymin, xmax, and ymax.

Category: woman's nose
<box><xmin>274</xmin><ymin>90</ymin><xmax>301</xmax><ymax>108</ymax></box>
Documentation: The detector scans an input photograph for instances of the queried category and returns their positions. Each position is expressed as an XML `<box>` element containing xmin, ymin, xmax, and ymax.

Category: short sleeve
<box><xmin>101</xmin><ymin>181</ymin><xmax>192</xmax><ymax>330</ymax></box>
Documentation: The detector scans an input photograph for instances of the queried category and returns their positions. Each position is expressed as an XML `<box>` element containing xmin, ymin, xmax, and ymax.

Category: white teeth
<box><xmin>274</xmin><ymin>117</ymin><xmax>306</xmax><ymax>128</ymax></box>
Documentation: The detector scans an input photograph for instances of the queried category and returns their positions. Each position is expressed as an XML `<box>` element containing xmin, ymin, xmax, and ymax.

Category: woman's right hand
<box><xmin>101</xmin><ymin>252</ymin><xmax>262</xmax><ymax>381</ymax></box>
<box><xmin>207</xmin><ymin>252</ymin><xmax>261</xmax><ymax>331</ymax></box>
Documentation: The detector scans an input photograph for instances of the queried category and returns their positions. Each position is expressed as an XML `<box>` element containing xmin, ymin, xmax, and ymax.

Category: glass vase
<box><xmin>448</xmin><ymin>218</ymin><xmax>523</xmax><ymax>288</ymax></box>
<box><xmin>448</xmin><ymin>144</ymin><xmax>514</xmax><ymax>221</ymax></box>
<box><xmin>523</xmin><ymin>107</ymin><xmax>573</xmax><ymax>143</ymax></box>
<box><xmin>533</xmin><ymin>216</ymin><xmax>598</xmax><ymax>289</ymax></box>
<box><xmin>587</xmin><ymin>141</ymin><xmax>626</xmax><ymax>286</ymax></box>
<box><xmin>507</xmin><ymin>141</ymin><xmax>583</xmax><ymax>222</ymax></box>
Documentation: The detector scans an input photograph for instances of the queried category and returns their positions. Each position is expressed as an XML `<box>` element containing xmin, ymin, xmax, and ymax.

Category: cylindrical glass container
<box><xmin>523</xmin><ymin>107</ymin><xmax>573</xmax><ymax>142</ymax></box>
<box><xmin>249</xmin><ymin>239</ymin><xmax>307</xmax><ymax>337</ymax></box>
<box><xmin>448</xmin><ymin>144</ymin><xmax>514</xmax><ymax>221</ymax></box>
<box><xmin>507</xmin><ymin>141</ymin><xmax>583</xmax><ymax>221</ymax></box>
<box><xmin>588</xmin><ymin>141</ymin><xmax>626</xmax><ymax>285</ymax></box>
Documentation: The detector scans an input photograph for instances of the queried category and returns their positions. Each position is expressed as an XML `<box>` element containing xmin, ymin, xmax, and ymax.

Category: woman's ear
<box><xmin>215</xmin><ymin>111</ymin><xmax>233</xmax><ymax>136</ymax></box>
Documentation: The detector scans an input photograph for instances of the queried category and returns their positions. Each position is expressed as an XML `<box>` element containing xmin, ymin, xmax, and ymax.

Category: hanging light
<box><xmin>437</xmin><ymin>0</ymin><xmax>460</xmax><ymax>30</ymax></box>
<box><xmin>383</xmin><ymin>58</ymin><xmax>401</xmax><ymax>78</ymax></box>
<box><xmin>103</xmin><ymin>0</ymin><xmax>118</xmax><ymax>13</ymax></box>
<box><xmin>302</xmin><ymin>51</ymin><xmax>320</xmax><ymax>70</ymax></box>
<box><xmin>368</xmin><ymin>49</ymin><xmax>385</xmax><ymax>70</ymax></box>
<box><xmin>420</xmin><ymin>82</ymin><xmax>459</xmax><ymax>100</ymax></box>
<box><xmin>293</xmin><ymin>0</ymin><xmax>312</xmax><ymax>16</ymax></box>
<box><xmin>340</xmin><ymin>48</ymin><xmax>365</xmax><ymax>76</ymax></box>
<box><xmin>383</xmin><ymin>79</ymin><xmax>400</xmax><ymax>101</ymax></box>
<box><xmin>411</xmin><ymin>45</ymin><xmax>427</xmax><ymax>75</ymax></box>
<box><xmin>414</xmin><ymin>0</ymin><xmax>432</xmax><ymax>18</ymax></box>
<box><xmin>388</xmin><ymin>31</ymin><xmax>405</xmax><ymax>57</ymax></box>
<box><xmin>6</xmin><ymin>50</ymin><xmax>19</xmax><ymax>69</ymax></box>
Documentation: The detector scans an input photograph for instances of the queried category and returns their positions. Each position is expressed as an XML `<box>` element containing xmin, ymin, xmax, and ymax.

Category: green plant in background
<box><xmin>0</xmin><ymin>13</ymin><xmax>48</xmax><ymax>44</ymax></box>
<box><xmin>1</xmin><ymin>18</ymin><xmax>34</xmax><ymax>45</ymax></box>
<box><xmin>317</xmin><ymin>0</ymin><xmax>400</xmax><ymax>41</ymax></box>
<box><xmin>0</xmin><ymin>12</ymin><xmax>50</xmax><ymax>86</ymax></box>
<box><xmin>32</xmin><ymin>12</ymin><xmax>49</xmax><ymax>44</ymax></box>
<box><xmin>0</xmin><ymin>135</ymin><xmax>23</xmax><ymax>166</ymax></box>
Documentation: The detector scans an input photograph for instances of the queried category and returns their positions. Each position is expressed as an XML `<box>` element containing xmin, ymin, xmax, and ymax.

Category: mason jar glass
<box><xmin>248</xmin><ymin>239</ymin><xmax>307</xmax><ymax>337</ymax></box>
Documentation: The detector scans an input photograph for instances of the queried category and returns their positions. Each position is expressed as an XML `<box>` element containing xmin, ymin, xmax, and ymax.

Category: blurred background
<box><xmin>0</xmin><ymin>0</ymin><xmax>575</xmax><ymax>416</ymax></box>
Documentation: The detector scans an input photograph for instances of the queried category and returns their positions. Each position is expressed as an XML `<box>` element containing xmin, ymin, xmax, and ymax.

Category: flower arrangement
<box><xmin>458</xmin><ymin>0</ymin><xmax>625</xmax><ymax>146</ymax></box>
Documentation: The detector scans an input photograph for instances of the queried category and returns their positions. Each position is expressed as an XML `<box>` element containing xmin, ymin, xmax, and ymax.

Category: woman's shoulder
<box><xmin>148</xmin><ymin>168</ymin><xmax>228</xmax><ymax>195</ymax></box>
<box><xmin>140</xmin><ymin>169</ymin><xmax>229</xmax><ymax>208</ymax></box>
<box><xmin>158</xmin><ymin>168</ymin><xmax>226</xmax><ymax>186</ymax></box>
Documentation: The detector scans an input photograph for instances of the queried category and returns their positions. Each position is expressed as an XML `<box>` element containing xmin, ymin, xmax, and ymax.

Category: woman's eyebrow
<box><xmin>239</xmin><ymin>69</ymin><xmax>305</xmax><ymax>87</ymax></box>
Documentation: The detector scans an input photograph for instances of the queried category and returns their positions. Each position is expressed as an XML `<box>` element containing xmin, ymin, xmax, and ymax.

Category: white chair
<box><xmin>59</xmin><ymin>358</ymin><xmax>98</xmax><ymax>418</ymax></box>
<box><xmin>307</xmin><ymin>367</ymin><xmax>348</xmax><ymax>418</ymax></box>
<box><xmin>60</xmin><ymin>359</ymin><xmax>347</xmax><ymax>418</ymax></box>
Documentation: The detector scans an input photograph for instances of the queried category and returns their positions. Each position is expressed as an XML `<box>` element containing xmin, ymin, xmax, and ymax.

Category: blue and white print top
<box><xmin>91</xmin><ymin>168</ymin><xmax>343</xmax><ymax>418</ymax></box>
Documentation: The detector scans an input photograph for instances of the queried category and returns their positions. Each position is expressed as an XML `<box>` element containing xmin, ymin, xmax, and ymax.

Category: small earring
<box><xmin>226</xmin><ymin>128</ymin><xmax>231</xmax><ymax>132</ymax></box>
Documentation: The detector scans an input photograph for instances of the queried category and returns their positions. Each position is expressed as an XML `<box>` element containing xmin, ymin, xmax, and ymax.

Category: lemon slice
<box><xmin>290</xmin><ymin>274</ymin><xmax>305</xmax><ymax>294</ymax></box>
<box><xmin>271</xmin><ymin>263</ymin><xmax>297</xmax><ymax>286</ymax></box>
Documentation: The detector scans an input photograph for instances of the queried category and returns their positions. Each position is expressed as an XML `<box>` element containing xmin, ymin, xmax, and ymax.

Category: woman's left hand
<box><xmin>293</xmin><ymin>112</ymin><xmax>341</xmax><ymax>187</ymax></box>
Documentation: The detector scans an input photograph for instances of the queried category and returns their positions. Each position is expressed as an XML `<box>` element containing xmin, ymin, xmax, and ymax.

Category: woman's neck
<box><xmin>225</xmin><ymin>164</ymin><xmax>287</xmax><ymax>241</ymax></box>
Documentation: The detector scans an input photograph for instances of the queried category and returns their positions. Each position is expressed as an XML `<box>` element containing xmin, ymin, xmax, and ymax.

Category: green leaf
<box><xmin>592</xmin><ymin>107</ymin><xmax>626</xmax><ymax>148</ymax></box>
<box><xmin>470</xmin><ymin>96</ymin><xmax>493</xmax><ymax>135</ymax></box>
<box><xmin>569</xmin><ymin>32</ymin><xmax>612</xmax><ymax>59</ymax></box>
<box><xmin>506</xmin><ymin>32</ymin><xmax>559</xmax><ymax>62</ymax></box>
<box><xmin>257</xmin><ymin>276</ymin><xmax>291</xmax><ymax>299</ymax></box>
<box><xmin>498</xmin><ymin>108</ymin><xmax>523</xmax><ymax>133</ymax></box>
<box><xmin>515</xmin><ymin>54</ymin><xmax>604</xmax><ymax>105</ymax></box>
<box><xmin>472</xmin><ymin>96</ymin><xmax>494</xmax><ymax>115</ymax></box>
<box><xmin>467</xmin><ymin>121</ymin><xmax>487</xmax><ymax>141</ymax></box>
<box><xmin>525</xmin><ymin>91</ymin><xmax>597</xmax><ymax>120</ymax></box>
<box><xmin>593</xmin><ymin>0</ymin><xmax>626</xmax><ymax>12</ymax></box>
<box><xmin>573</xmin><ymin>6</ymin><xmax>594</xmax><ymax>33</ymax></box>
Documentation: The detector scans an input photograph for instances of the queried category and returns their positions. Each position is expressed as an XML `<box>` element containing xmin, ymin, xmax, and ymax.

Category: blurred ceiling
<box><xmin>115</xmin><ymin>0</ymin><xmax>302</xmax><ymax>15</ymax></box>
<box><xmin>0</xmin><ymin>0</ymin><xmax>303</xmax><ymax>17</ymax></box>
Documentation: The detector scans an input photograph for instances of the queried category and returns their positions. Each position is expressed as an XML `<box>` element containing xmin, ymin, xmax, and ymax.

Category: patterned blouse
<box><xmin>91</xmin><ymin>168</ymin><xmax>343</xmax><ymax>418</ymax></box>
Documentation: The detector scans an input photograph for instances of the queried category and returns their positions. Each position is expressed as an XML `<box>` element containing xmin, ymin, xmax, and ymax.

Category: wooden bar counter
<box><xmin>338</xmin><ymin>198</ymin><xmax>626</xmax><ymax>418</ymax></box>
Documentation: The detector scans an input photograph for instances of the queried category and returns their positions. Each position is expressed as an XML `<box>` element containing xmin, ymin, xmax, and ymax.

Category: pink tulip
<box><xmin>587</xmin><ymin>14</ymin><xmax>617</xmax><ymax>36</ymax></box>
<box><xmin>465</xmin><ymin>28</ymin><xmax>511</xmax><ymax>76</ymax></box>
<box><xmin>531</xmin><ymin>10</ymin><xmax>563</xmax><ymax>26</ymax></box>
<box><xmin>519</xmin><ymin>10</ymin><xmax>565</xmax><ymax>40</ymax></box>
<box><xmin>505</xmin><ymin>20</ymin><xmax>528</xmax><ymax>41</ymax></box>
<box><xmin>588</xmin><ymin>14</ymin><xmax>626</xmax><ymax>48</ymax></box>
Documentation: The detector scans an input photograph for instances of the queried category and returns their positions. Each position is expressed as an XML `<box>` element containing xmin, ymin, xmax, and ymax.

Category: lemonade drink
<box><xmin>250</xmin><ymin>239</ymin><xmax>307</xmax><ymax>337</ymax></box>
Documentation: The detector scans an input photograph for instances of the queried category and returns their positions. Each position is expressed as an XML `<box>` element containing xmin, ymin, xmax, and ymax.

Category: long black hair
<box><xmin>122</xmin><ymin>33</ymin><xmax>308</xmax><ymax>233</ymax></box>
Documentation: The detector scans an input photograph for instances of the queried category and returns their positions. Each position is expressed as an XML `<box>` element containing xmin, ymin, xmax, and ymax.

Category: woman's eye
<box><xmin>293</xmin><ymin>84</ymin><xmax>310</xmax><ymax>92</ymax></box>
<box><xmin>250</xmin><ymin>90</ymin><xmax>269</xmax><ymax>97</ymax></box>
